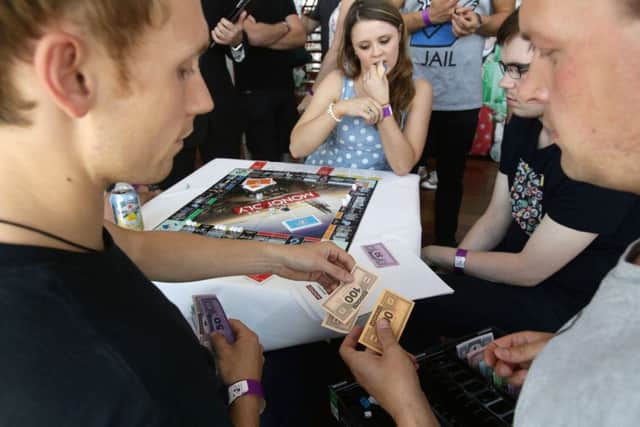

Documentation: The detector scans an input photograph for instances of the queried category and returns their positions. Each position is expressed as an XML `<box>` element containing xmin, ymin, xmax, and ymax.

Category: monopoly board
<box><xmin>155</xmin><ymin>168</ymin><xmax>378</xmax><ymax>250</ymax></box>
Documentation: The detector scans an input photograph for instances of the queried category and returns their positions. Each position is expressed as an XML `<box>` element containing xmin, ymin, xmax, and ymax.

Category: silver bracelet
<box><xmin>327</xmin><ymin>102</ymin><xmax>342</xmax><ymax>122</ymax></box>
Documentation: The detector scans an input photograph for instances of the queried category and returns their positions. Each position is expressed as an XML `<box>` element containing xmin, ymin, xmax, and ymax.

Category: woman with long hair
<box><xmin>290</xmin><ymin>0</ymin><xmax>432</xmax><ymax>175</ymax></box>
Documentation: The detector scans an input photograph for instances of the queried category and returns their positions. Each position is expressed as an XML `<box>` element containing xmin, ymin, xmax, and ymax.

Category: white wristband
<box><xmin>327</xmin><ymin>102</ymin><xmax>342</xmax><ymax>123</ymax></box>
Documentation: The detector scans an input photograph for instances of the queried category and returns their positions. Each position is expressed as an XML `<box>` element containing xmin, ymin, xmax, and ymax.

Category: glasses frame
<box><xmin>498</xmin><ymin>61</ymin><xmax>530</xmax><ymax>80</ymax></box>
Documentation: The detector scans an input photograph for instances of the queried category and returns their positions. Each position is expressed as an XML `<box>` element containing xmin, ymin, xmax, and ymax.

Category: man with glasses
<box><xmin>401</xmin><ymin>8</ymin><xmax>640</xmax><ymax>356</ymax></box>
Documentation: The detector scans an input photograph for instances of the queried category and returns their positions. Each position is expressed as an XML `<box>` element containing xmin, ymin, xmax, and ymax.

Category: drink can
<box><xmin>110</xmin><ymin>183</ymin><xmax>144</xmax><ymax>231</ymax></box>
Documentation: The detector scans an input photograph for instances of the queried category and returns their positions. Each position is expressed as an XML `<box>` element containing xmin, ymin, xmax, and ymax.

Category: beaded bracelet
<box><xmin>327</xmin><ymin>102</ymin><xmax>342</xmax><ymax>122</ymax></box>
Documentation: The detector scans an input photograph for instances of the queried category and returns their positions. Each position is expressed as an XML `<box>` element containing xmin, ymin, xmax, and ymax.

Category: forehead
<box><xmin>501</xmin><ymin>36</ymin><xmax>533</xmax><ymax>62</ymax></box>
<box><xmin>521</xmin><ymin>0</ymin><xmax>619</xmax><ymax>47</ymax></box>
<box><xmin>351</xmin><ymin>19</ymin><xmax>398</xmax><ymax>42</ymax></box>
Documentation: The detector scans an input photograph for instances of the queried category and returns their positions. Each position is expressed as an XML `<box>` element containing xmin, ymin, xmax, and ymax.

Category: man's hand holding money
<box><xmin>339</xmin><ymin>320</ymin><xmax>439</xmax><ymax>427</ymax></box>
<box><xmin>271</xmin><ymin>242</ymin><xmax>355</xmax><ymax>292</ymax></box>
<box><xmin>484</xmin><ymin>330</ymin><xmax>554</xmax><ymax>387</ymax></box>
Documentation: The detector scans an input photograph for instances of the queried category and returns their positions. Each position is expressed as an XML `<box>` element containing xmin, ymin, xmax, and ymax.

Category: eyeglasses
<box><xmin>498</xmin><ymin>61</ymin><xmax>530</xmax><ymax>80</ymax></box>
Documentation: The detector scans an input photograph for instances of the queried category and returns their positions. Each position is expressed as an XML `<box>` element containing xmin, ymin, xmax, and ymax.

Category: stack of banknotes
<box><xmin>191</xmin><ymin>294</ymin><xmax>236</xmax><ymax>351</ymax></box>
<box><xmin>321</xmin><ymin>265</ymin><xmax>415</xmax><ymax>353</ymax></box>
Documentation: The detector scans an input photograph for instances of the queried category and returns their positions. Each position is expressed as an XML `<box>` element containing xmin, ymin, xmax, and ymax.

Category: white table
<box><xmin>143</xmin><ymin>158</ymin><xmax>451</xmax><ymax>351</ymax></box>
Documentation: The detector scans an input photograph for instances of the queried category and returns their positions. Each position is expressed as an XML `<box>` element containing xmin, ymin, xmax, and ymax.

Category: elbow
<box><xmin>391</xmin><ymin>165</ymin><xmax>412</xmax><ymax>176</ymax></box>
<box><xmin>292</xmin><ymin>29</ymin><xmax>307</xmax><ymax>48</ymax></box>
<box><xmin>289</xmin><ymin>135</ymin><xmax>306</xmax><ymax>159</ymax></box>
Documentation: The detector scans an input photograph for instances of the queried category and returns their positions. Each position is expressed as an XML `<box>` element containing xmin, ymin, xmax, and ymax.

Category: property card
<box><xmin>282</xmin><ymin>215</ymin><xmax>321</xmax><ymax>232</ymax></box>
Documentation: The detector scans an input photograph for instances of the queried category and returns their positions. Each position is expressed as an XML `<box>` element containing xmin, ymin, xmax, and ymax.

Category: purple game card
<box><xmin>362</xmin><ymin>242</ymin><xmax>399</xmax><ymax>268</ymax></box>
<box><xmin>195</xmin><ymin>294</ymin><xmax>236</xmax><ymax>344</ymax></box>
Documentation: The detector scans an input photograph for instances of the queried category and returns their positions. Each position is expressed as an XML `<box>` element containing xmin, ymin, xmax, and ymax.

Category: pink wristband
<box><xmin>422</xmin><ymin>7</ymin><xmax>432</xmax><ymax>27</ymax></box>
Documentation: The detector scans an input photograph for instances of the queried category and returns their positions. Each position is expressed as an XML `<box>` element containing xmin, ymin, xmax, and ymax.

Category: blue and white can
<box><xmin>110</xmin><ymin>182</ymin><xmax>144</xmax><ymax>231</ymax></box>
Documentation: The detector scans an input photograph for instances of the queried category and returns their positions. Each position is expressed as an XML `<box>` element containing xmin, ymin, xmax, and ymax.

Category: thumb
<box><xmin>237</xmin><ymin>11</ymin><xmax>248</xmax><ymax>25</ymax></box>
<box><xmin>375</xmin><ymin>318</ymin><xmax>397</xmax><ymax>351</ymax></box>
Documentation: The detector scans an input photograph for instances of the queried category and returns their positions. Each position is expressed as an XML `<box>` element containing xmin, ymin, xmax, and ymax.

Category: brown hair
<box><xmin>0</xmin><ymin>1</ymin><xmax>169</xmax><ymax>126</ymax></box>
<box><xmin>496</xmin><ymin>8</ymin><xmax>520</xmax><ymax>46</ymax></box>
<box><xmin>338</xmin><ymin>0</ymin><xmax>415</xmax><ymax>124</ymax></box>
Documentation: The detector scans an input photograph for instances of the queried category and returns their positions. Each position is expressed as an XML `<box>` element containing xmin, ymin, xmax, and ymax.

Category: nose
<box><xmin>519</xmin><ymin>55</ymin><xmax>549</xmax><ymax>105</ymax></box>
<box><xmin>371</xmin><ymin>42</ymin><xmax>383</xmax><ymax>57</ymax></box>
<box><xmin>498</xmin><ymin>73</ymin><xmax>516</xmax><ymax>90</ymax></box>
<box><xmin>189</xmin><ymin>70</ymin><xmax>215</xmax><ymax>116</ymax></box>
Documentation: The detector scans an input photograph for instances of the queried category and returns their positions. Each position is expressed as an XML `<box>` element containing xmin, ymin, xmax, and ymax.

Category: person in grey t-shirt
<box><xmin>401</xmin><ymin>0</ymin><xmax>515</xmax><ymax>247</ymax></box>
<box><xmin>338</xmin><ymin>0</ymin><xmax>640</xmax><ymax>425</ymax></box>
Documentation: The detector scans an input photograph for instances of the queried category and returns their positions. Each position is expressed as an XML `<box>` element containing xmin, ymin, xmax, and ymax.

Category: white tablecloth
<box><xmin>143</xmin><ymin>158</ymin><xmax>451</xmax><ymax>350</ymax></box>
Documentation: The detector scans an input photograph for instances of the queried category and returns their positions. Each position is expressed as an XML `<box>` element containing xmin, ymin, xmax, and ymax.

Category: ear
<box><xmin>33</xmin><ymin>33</ymin><xmax>93</xmax><ymax>118</ymax></box>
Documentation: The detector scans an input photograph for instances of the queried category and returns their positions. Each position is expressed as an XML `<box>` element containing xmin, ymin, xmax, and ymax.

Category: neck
<box><xmin>538</xmin><ymin>125</ymin><xmax>554</xmax><ymax>149</ymax></box>
<box><xmin>0</xmin><ymin>130</ymin><xmax>106</xmax><ymax>252</ymax></box>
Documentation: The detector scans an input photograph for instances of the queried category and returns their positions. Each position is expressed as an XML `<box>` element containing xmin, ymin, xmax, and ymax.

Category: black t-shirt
<box><xmin>308</xmin><ymin>0</ymin><xmax>340</xmax><ymax>57</ymax></box>
<box><xmin>234</xmin><ymin>0</ymin><xmax>298</xmax><ymax>92</ymax></box>
<box><xmin>0</xmin><ymin>230</ymin><xmax>232</xmax><ymax>427</ymax></box>
<box><xmin>498</xmin><ymin>116</ymin><xmax>640</xmax><ymax>309</ymax></box>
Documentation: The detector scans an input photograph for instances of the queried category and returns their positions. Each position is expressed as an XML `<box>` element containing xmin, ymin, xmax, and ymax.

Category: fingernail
<box><xmin>378</xmin><ymin>319</ymin><xmax>390</xmax><ymax>328</ymax></box>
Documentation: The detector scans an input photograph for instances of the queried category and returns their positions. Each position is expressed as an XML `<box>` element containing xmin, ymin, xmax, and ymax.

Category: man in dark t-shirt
<box><xmin>234</xmin><ymin>0</ymin><xmax>306</xmax><ymax>161</ymax></box>
<box><xmin>0</xmin><ymin>1</ymin><xmax>355</xmax><ymax>426</ymax></box>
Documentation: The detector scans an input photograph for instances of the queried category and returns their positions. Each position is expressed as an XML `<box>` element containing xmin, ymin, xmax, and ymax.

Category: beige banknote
<box><xmin>321</xmin><ymin>312</ymin><xmax>358</xmax><ymax>334</ymax></box>
<box><xmin>358</xmin><ymin>289</ymin><xmax>415</xmax><ymax>354</ymax></box>
<box><xmin>321</xmin><ymin>265</ymin><xmax>378</xmax><ymax>324</ymax></box>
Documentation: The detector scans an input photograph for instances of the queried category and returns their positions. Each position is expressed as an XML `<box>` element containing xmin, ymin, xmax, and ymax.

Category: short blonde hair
<box><xmin>0</xmin><ymin>0</ymin><xmax>168</xmax><ymax>126</ymax></box>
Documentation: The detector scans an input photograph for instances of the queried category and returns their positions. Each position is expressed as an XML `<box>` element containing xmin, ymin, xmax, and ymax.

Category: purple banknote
<box><xmin>362</xmin><ymin>242</ymin><xmax>399</xmax><ymax>268</ymax></box>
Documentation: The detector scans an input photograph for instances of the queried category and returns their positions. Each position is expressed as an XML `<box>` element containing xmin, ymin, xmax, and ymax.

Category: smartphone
<box><xmin>227</xmin><ymin>0</ymin><xmax>252</xmax><ymax>23</ymax></box>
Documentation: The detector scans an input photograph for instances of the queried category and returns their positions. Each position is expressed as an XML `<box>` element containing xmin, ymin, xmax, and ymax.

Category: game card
<box><xmin>282</xmin><ymin>215</ymin><xmax>321</xmax><ymax>232</ymax></box>
<box><xmin>362</xmin><ymin>242</ymin><xmax>399</xmax><ymax>268</ymax></box>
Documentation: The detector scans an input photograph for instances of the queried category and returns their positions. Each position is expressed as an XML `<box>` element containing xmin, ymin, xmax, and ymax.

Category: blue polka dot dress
<box><xmin>305</xmin><ymin>77</ymin><xmax>396</xmax><ymax>171</ymax></box>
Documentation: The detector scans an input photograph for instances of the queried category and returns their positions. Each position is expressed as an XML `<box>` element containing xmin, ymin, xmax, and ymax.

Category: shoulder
<box><xmin>320</xmin><ymin>70</ymin><xmax>347</xmax><ymax>97</ymax></box>
<box><xmin>413</xmin><ymin>78</ymin><xmax>432</xmax><ymax>96</ymax></box>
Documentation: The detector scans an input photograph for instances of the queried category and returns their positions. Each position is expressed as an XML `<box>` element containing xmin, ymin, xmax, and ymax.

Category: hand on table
<box><xmin>272</xmin><ymin>242</ymin><xmax>355</xmax><ymax>292</ymax></box>
<box><xmin>484</xmin><ymin>330</ymin><xmax>554</xmax><ymax>387</ymax></box>
<box><xmin>340</xmin><ymin>320</ymin><xmax>437</xmax><ymax>426</ymax></box>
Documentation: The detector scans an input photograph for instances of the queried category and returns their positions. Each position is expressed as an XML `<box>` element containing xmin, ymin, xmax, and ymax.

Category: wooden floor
<box><xmin>420</xmin><ymin>158</ymin><xmax>498</xmax><ymax>247</ymax></box>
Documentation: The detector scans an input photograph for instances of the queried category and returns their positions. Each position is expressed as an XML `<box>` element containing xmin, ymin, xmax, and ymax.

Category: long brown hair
<box><xmin>338</xmin><ymin>0</ymin><xmax>415</xmax><ymax>124</ymax></box>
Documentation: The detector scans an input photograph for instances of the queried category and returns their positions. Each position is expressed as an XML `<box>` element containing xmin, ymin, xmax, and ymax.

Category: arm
<box><xmin>211</xmin><ymin>320</ymin><xmax>264</xmax><ymax>427</ymax></box>
<box><xmin>242</xmin><ymin>15</ymin><xmax>289</xmax><ymax>48</ymax></box>
<box><xmin>301</xmin><ymin>14</ymin><xmax>320</xmax><ymax>34</ymax></box>
<box><xmin>376</xmin><ymin>78</ymin><xmax>432</xmax><ymax>175</ymax></box>
<box><xmin>459</xmin><ymin>172</ymin><xmax>512</xmax><ymax>251</ymax></box>
<box><xmin>290</xmin><ymin>70</ymin><xmax>388</xmax><ymax>158</ymax></box>
<box><xmin>340</xmin><ymin>321</ymin><xmax>440</xmax><ymax>427</ymax></box>
<box><xmin>105</xmin><ymin>222</ymin><xmax>355</xmax><ymax>288</ymax></box>
<box><xmin>270</xmin><ymin>14</ymin><xmax>307</xmax><ymax>50</ymax></box>
<box><xmin>423</xmin><ymin>215</ymin><xmax>598</xmax><ymax>286</ymax></box>
<box><xmin>290</xmin><ymin>70</ymin><xmax>344</xmax><ymax>158</ymax></box>
<box><xmin>452</xmin><ymin>0</ymin><xmax>515</xmax><ymax>38</ymax></box>
<box><xmin>244</xmin><ymin>14</ymin><xmax>306</xmax><ymax>50</ymax></box>
<box><xmin>402</xmin><ymin>0</ymin><xmax>458</xmax><ymax>34</ymax></box>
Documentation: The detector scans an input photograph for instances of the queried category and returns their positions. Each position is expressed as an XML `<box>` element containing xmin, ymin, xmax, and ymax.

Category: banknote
<box><xmin>455</xmin><ymin>332</ymin><xmax>494</xmax><ymax>359</ymax></box>
<box><xmin>192</xmin><ymin>294</ymin><xmax>236</xmax><ymax>344</ymax></box>
<box><xmin>362</xmin><ymin>242</ymin><xmax>399</xmax><ymax>268</ymax></box>
<box><xmin>358</xmin><ymin>289</ymin><xmax>415</xmax><ymax>354</ymax></box>
<box><xmin>322</xmin><ymin>265</ymin><xmax>378</xmax><ymax>324</ymax></box>
<box><xmin>321</xmin><ymin>311</ymin><xmax>358</xmax><ymax>334</ymax></box>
